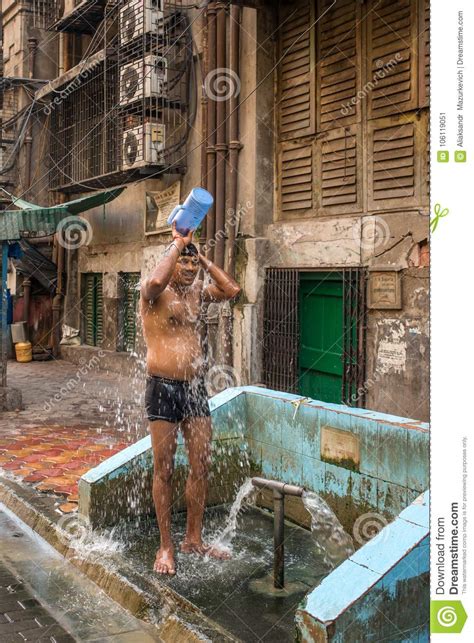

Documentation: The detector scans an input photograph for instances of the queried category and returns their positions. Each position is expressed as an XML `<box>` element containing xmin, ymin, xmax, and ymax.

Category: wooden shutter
<box><xmin>82</xmin><ymin>273</ymin><xmax>103</xmax><ymax>346</ymax></box>
<box><xmin>316</xmin><ymin>0</ymin><xmax>362</xmax><ymax>130</ymax></box>
<box><xmin>83</xmin><ymin>274</ymin><xmax>95</xmax><ymax>347</ymax></box>
<box><xmin>95</xmin><ymin>273</ymin><xmax>103</xmax><ymax>345</ymax></box>
<box><xmin>418</xmin><ymin>0</ymin><xmax>430</xmax><ymax>108</ymax></box>
<box><xmin>316</xmin><ymin>0</ymin><xmax>363</xmax><ymax>215</ymax></box>
<box><xmin>366</xmin><ymin>0</ymin><xmax>418</xmax><ymax>118</ymax></box>
<box><xmin>319</xmin><ymin>124</ymin><xmax>362</xmax><ymax>214</ymax></box>
<box><xmin>121</xmin><ymin>273</ymin><xmax>140</xmax><ymax>352</ymax></box>
<box><xmin>278</xmin><ymin>141</ymin><xmax>314</xmax><ymax>217</ymax></box>
<box><xmin>277</xmin><ymin>0</ymin><xmax>315</xmax><ymax>140</ymax></box>
<box><xmin>367</xmin><ymin>112</ymin><xmax>427</xmax><ymax>210</ymax></box>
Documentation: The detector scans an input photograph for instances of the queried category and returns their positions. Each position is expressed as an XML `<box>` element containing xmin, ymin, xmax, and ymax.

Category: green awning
<box><xmin>0</xmin><ymin>187</ymin><xmax>126</xmax><ymax>241</ymax></box>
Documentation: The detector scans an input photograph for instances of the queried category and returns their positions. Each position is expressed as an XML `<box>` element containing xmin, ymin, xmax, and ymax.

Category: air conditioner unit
<box><xmin>120</xmin><ymin>0</ymin><xmax>164</xmax><ymax>44</ymax></box>
<box><xmin>122</xmin><ymin>123</ymin><xmax>166</xmax><ymax>169</ymax></box>
<box><xmin>120</xmin><ymin>55</ymin><xmax>167</xmax><ymax>105</ymax></box>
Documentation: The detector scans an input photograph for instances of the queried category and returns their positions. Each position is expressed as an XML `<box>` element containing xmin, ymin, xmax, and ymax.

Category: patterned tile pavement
<box><xmin>1</xmin><ymin>360</ymin><xmax>148</xmax><ymax>515</ymax></box>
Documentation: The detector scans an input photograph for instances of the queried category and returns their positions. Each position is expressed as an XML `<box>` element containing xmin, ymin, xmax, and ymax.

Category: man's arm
<box><xmin>199</xmin><ymin>253</ymin><xmax>241</xmax><ymax>302</ymax></box>
<box><xmin>141</xmin><ymin>224</ymin><xmax>192</xmax><ymax>302</ymax></box>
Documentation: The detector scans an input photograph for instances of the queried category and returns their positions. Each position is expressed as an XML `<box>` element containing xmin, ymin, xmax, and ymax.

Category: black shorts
<box><xmin>145</xmin><ymin>374</ymin><xmax>211</xmax><ymax>423</ymax></box>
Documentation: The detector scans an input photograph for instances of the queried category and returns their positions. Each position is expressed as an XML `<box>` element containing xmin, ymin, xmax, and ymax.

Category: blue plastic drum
<box><xmin>167</xmin><ymin>187</ymin><xmax>214</xmax><ymax>235</ymax></box>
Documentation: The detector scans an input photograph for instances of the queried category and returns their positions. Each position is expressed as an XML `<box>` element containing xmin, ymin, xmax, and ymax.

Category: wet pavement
<box><xmin>0</xmin><ymin>360</ymin><xmax>146</xmax><ymax>515</ymax></box>
<box><xmin>0</xmin><ymin>507</ymin><xmax>160</xmax><ymax>642</ymax></box>
<box><xmin>116</xmin><ymin>505</ymin><xmax>331</xmax><ymax>642</ymax></box>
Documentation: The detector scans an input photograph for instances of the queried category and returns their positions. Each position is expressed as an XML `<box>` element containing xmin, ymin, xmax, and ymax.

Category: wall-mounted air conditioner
<box><xmin>119</xmin><ymin>55</ymin><xmax>167</xmax><ymax>105</ymax></box>
<box><xmin>122</xmin><ymin>122</ymin><xmax>166</xmax><ymax>169</ymax></box>
<box><xmin>120</xmin><ymin>0</ymin><xmax>164</xmax><ymax>44</ymax></box>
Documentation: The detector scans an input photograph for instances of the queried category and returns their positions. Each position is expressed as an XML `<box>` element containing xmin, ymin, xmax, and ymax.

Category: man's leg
<box><xmin>149</xmin><ymin>419</ymin><xmax>178</xmax><ymax>574</ymax></box>
<box><xmin>180</xmin><ymin>416</ymin><xmax>230</xmax><ymax>559</ymax></box>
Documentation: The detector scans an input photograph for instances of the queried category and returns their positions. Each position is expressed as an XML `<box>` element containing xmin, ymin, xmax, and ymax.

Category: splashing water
<box><xmin>302</xmin><ymin>490</ymin><xmax>354</xmax><ymax>569</ymax></box>
<box><xmin>211</xmin><ymin>478</ymin><xmax>257</xmax><ymax>552</ymax></box>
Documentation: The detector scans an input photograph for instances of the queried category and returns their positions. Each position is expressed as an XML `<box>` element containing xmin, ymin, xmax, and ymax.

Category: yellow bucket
<box><xmin>15</xmin><ymin>341</ymin><xmax>32</xmax><ymax>363</ymax></box>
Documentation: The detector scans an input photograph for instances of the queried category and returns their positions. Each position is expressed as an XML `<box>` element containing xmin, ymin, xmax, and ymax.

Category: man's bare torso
<box><xmin>141</xmin><ymin>280</ymin><xmax>204</xmax><ymax>380</ymax></box>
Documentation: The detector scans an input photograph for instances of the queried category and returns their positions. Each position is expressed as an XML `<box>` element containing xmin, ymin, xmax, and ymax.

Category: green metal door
<box><xmin>298</xmin><ymin>272</ymin><xmax>344</xmax><ymax>404</ymax></box>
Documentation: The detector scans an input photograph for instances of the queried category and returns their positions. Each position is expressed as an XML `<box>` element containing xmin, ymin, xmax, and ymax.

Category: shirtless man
<box><xmin>140</xmin><ymin>222</ymin><xmax>241</xmax><ymax>575</ymax></box>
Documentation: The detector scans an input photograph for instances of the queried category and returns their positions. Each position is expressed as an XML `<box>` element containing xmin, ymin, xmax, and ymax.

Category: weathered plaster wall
<box><xmin>243</xmin><ymin>387</ymin><xmax>429</xmax><ymax>532</ymax></box>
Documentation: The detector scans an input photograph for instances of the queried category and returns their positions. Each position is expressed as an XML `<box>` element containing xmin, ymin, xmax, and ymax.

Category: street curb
<box><xmin>0</xmin><ymin>479</ymin><xmax>237</xmax><ymax>642</ymax></box>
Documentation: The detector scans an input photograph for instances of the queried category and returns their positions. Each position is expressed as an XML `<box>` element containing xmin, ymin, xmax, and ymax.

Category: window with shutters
<box><xmin>275</xmin><ymin>0</ymin><xmax>429</xmax><ymax>219</ymax></box>
<box><xmin>81</xmin><ymin>273</ymin><xmax>104</xmax><ymax>347</ymax></box>
<box><xmin>119</xmin><ymin>273</ymin><xmax>140</xmax><ymax>353</ymax></box>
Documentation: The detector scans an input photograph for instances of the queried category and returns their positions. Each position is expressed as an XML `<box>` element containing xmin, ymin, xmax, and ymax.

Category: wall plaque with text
<box><xmin>145</xmin><ymin>182</ymin><xmax>180</xmax><ymax>235</ymax></box>
<box><xmin>368</xmin><ymin>270</ymin><xmax>402</xmax><ymax>309</ymax></box>
<box><xmin>321</xmin><ymin>426</ymin><xmax>360</xmax><ymax>470</ymax></box>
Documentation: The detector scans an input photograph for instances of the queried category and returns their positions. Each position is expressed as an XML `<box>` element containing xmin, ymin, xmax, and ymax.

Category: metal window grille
<box><xmin>262</xmin><ymin>267</ymin><xmax>367</xmax><ymax>404</ymax></box>
<box><xmin>31</xmin><ymin>0</ymin><xmax>58</xmax><ymax>29</ymax></box>
<box><xmin>342</xmin><ymin>268</ymin><xmax>367</xmax><ymax>406</ymax></box>
<box><xmin>262</xmin><ymin>268</ymin><xmax>300</xmax><ymax>394</ymax></box>
<box><xmin>48</xmin><ymin>0</ymin><xmax>191</xmax><ymax>191</ymax></box>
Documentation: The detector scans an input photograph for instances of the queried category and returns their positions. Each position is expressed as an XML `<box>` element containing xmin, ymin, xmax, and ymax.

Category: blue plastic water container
<box><xmin>167</xmin><ymin>187</ymin><xmax>214</xmax><ymax>235</ymax></box>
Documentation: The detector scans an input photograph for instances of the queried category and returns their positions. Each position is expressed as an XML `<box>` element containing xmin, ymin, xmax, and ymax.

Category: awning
<box><xmin>0</xmin><ymin>187</ymin><xmax>126</xmax><ymax>241</ymax></box>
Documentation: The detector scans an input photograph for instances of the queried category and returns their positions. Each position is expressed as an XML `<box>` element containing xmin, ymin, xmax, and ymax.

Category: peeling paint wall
<box><xmin>366</xmin><ymin>269</ymin><xmax>429</xmax><ymax>421</ymax></box>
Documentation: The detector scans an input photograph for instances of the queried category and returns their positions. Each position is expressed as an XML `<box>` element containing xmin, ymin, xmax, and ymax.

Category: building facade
<box><xmin>1</xmin><ymin>0</ymin><xmax>430</xmax><ymax>420</ymax></box>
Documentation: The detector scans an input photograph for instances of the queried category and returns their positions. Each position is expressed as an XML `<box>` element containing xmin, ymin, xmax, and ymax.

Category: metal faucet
<box><xmin>251</xmin><ymin>477</ymin><xmax>305</xmax><ymax>589</ymax></box>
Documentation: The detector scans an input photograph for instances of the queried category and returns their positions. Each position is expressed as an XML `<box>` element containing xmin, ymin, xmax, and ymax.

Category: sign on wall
<box><xmin>145</xmin><ymin>182</ymin><xmax>180</xmax><ymax>235</ymax></box>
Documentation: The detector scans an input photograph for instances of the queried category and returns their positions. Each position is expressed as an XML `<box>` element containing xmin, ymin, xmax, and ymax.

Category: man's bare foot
<box><xmin>154</xmin><ymin>547</ymin><xmax>176</xmax><ymax>575</ymax></box>
<box><xmin>180</xmin><ymin>540</ymin><xmax>231</xmax><ymax>560</ymax></box>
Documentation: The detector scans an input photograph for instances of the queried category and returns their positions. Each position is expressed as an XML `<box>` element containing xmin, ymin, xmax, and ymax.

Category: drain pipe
<box><xmin>24</xmin><ymin>37</ymin><xmax>38</xmax><ymax>194</ymax></box>
<box><xmin>251</xmin><ymin>477</ymin><xmax>305</xmax><ymax>589</ymax></box>
<box><xmin>200</xmin><ymin>6</ymin><xmax>208</xmax><ymax>252</ymax></box>
<box><xmin>222</xmin><ymin>3</ymin><xmax>242</xmax><ymax>369</ymax></box>
<box><xmin>226</xmin><ymin>3</ymin><xmax>241</xmax><ymax>278</ymax></box>
<box><xmin>214</xmin><ymin>1</ymin><xmax>228</xmax><ymax>269</ymax></box>
<box><xmin>205</xmin><ymin>1</ymin><xmax>217</xmax><ymax>262</ymax></box>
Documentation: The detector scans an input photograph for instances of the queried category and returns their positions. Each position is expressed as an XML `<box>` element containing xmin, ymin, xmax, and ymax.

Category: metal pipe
<box><xmin>214</xmin><ymin>1</ymin><xmax>227</xmax><ymax>269</ymax></box>
<box><xmin>24</xmin><ymin>38</ymin><xmax>38</xmax><ymax>193</ymax></box>
<box><xmin>273</xmin><ymin>488</ymin><xmax>285</xmax><ymax>589</ymax></box>
<box><xmin>252</xmin><ymin>476</ymin><xmax>305</xmax><ymax>498</ymax></box>
<box><xmin>205</xmin><ymin>1</ymin><xmax>217</xmax><ymax>262</ymax></box>
<box><xmin>200</xmin><ymin>6</ymin><xmax>209</xmax><ymax>252</ymax></box>
<box><xmin>22</xmin><ymin>278</ymin><xmax>31</xmax><ymax>324</ymax></box>
<box><xmin>1</xmin><ymin>242</ymin><xmax>8</xmax><ymax>387</ymax></box>
<box><xmin>222</xmin><ymin>3</ymin><xmax>242</xmax><ymax>369</ymax></box>
<box><xmin>226</xmin><ymin>3</ymin><xmax>242</xmax><ymax>278</ymax></box>
<box><xmin>251</xmin><ymin>477</ymin><xmax>305</xmax><ymax>588</ymax></box>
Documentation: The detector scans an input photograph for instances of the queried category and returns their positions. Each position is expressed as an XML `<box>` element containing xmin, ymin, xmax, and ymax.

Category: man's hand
<box><xmin>198</xmin><ymin>253</ymin><xmax>241</xmax><ymax>302</ymax></box>
<box><xmin>172</xmin><ymin>222</ymin><xmax>193</xmax><ymax>247</ymax></box>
